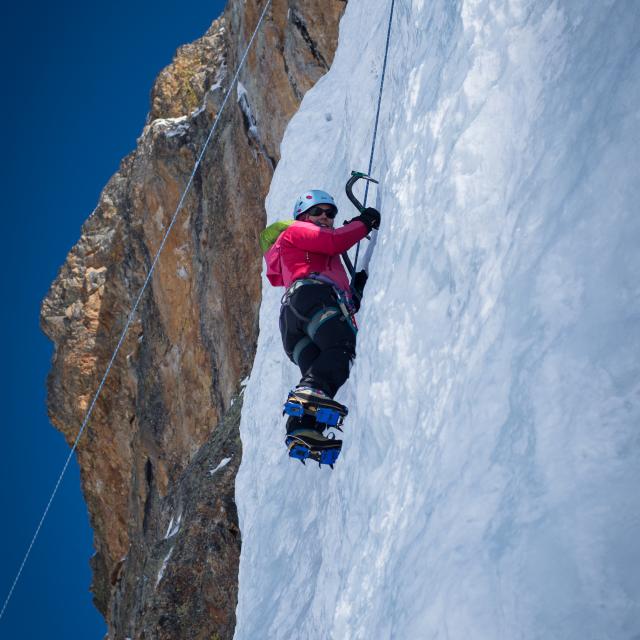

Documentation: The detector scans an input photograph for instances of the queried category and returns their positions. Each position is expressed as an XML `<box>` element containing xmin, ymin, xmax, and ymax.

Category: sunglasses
<box><xmin>307</xmin><ymin>205</ymin><xmax>338</xmax><ymax>219</ymax></box>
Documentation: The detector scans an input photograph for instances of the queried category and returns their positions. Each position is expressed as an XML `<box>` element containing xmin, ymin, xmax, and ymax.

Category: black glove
<box><xmin>347</xmin><ymin>207</ymin><xmax>381</xmax><ymax>232</ymax></box>
<box><xmin>350</xmin><ymin>270</ymin><xmax>368</xmax><ymax>312</ymax></box>
<box><xmin>353</xmin><ymin>269</ymin><xmax>368</xmax><ymax>294</ymax></box>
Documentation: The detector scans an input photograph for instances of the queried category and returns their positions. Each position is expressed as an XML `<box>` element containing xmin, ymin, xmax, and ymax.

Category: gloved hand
<box><xmin>347</xmin><ymin>207</ymin><xmax>381</xmax><ymax>232</ymax></box>
<box><xmin>350</xmin><ymin>270</ymin><xmax>368</xmax><ymax>312</ymax></box>
<box><xmin>353</xmin><ymin>269</ymin><xmax>368</xmax><ymax>294</ymax></box>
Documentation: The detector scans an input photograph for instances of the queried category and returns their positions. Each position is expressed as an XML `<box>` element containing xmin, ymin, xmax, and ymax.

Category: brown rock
<box><xmin>40</xmin><ymin>1</ymin><xmax>345</xmax><ymax>638</ymax></box>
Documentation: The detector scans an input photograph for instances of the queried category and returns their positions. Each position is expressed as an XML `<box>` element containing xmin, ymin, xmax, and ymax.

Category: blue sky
<box><xmin>0</xmin><ymin>1</ymin><xmax>226</xmax><ymax>636</ymax></box>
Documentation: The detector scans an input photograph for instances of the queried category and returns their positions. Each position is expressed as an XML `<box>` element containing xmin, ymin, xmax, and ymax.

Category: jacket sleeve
<box><xmin>285</xmin><ymin>221</ymin><xmax>369</xmax><ymax>256</ymax></box>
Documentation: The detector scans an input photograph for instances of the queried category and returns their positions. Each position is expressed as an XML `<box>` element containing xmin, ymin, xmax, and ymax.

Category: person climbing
<box><xmin>260</xmin><ymin>188</ymin><xmax>381</xmax><ymax>464</ymax></box>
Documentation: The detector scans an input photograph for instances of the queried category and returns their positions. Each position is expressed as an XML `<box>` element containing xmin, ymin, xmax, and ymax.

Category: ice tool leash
<box><xmin>0</xmin><ymin>0</ymin><xmax>274</xmax><ymax>622</ymax></box>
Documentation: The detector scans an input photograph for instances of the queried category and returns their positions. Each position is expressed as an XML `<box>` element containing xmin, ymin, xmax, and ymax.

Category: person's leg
<box><xmin>280</xmin><ymin>291</ymin><xmax>324</xmax><ymax>435</ymax></box>
<box><xmin>281</xmin><ymin>283</ymin><xmax>357</xmax><ymax>398</ymax></box>
<box><xmin>280</xmin><ymin>284</ymin><xmax>330</xmax><ymax>371</ymax></box>
<box><xmin>299</xmin><ymin>312</ymin><xmax>356</xmax><ymax>397</ymax></box>
<box><xmin>279</xmin><ymin>298</ymin><xmax>307</xmax><ymax>362</ymax></box>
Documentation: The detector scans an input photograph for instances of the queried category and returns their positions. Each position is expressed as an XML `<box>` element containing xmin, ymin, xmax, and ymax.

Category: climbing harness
<box><xmin>307</xmin><ymin>273</ymin><xmax>358</xmax><ymax>329</ymax></box>
<box><xmin>280</xmin><ymin>277</ymin><xmax>324</xmax><ymax>320</ymax></box>
<box><xmin>351</xmin><ymin>0</ymin><xmax>396</xmax><ymax>277</ymax></box>
<box><xmin>0</xmin><ymin>0</ymin><xmax>274</xmax><ymax>622</ymax></box>
<box><xmin>281</xmin><ymin>274</ymin><xmax>357</xmax><ymax>366</ymax></box>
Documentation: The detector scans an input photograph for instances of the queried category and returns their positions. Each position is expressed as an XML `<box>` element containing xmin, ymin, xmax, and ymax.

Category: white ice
<box><xmin>209</xmin><ymin>457</ymin><xmax>232</xmax><ymax>475</ymax></box>
<box><xmin>237</xmin><ymin>81</ymin><xmax>259</xmax><ymax>137</ymax></box>
<box><xmin>156</xmin><ymin>547</ymin><xmax>174</xmax><ymax>587</ymax></box>
<box><xmin>151</xmin><ymin>115</ymin><xmax>190</xmax><ymax>138</ymax></box>
<box><xmin>164</xmin><ymin>513</ymin><xmax>182</xmax><ymax>539</ymax></box>
<box><xmin>236</xmin><ymin>1</ymin><xmax>640</xmax><ymax>638</ymax></box>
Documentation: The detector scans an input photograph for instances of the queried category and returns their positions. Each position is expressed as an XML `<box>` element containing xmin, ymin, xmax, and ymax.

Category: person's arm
<box><xmin>286</xmin><ymin>221</ymin><xmax>369</xmax><ymax>256</ymax></box>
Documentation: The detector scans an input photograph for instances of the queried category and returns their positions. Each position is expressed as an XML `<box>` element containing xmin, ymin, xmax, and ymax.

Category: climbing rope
<box><xmin>353</xmin><ymin>0</ymin><xmax>396</xmax><ymax>273</ymax></box>
<box><xmin>0</xmin><ymin>0</ymin><xmax>273</xmax><ymax>622</ymax></box>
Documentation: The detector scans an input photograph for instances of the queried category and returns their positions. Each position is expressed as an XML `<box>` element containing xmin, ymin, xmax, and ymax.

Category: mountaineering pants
<box><xmin>279</xmin><ymin>282</ymin><xmax>357</xmax><ymax>398</ymax></box>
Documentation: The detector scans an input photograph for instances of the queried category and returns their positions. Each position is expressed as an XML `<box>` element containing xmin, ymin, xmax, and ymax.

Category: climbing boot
<box><xmin>284</xmin><ymin>414</ymin><xmax>342</xmax><ymax>467</ymax></box>
<box><xmin>283</xmin><ymin>386</ymin><xmax>348</xmax><ymax>428</ymax></box>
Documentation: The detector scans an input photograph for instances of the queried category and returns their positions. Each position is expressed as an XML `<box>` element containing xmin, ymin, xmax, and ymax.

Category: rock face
<box><xmin>39</xmin><ymin>1</ymin><xmax>344</xmax><ymax>637</ymax></box>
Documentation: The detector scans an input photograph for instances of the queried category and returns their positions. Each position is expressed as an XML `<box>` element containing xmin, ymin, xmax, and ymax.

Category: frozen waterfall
<box><xmin>236</xmin><ymin>1</ymin><xmax>640</xmax><ymax>638</ymax></box>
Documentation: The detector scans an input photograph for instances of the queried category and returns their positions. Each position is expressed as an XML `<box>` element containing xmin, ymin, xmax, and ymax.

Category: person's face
<box><xmin>304</xmin><ymin>204</ymin><xmax>336</xmax><ymax>228</ymax></box>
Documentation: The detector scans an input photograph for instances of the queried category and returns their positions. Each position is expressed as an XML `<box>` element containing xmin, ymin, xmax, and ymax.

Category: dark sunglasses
<box><xmin>307</xmin><ymin>205</ymin><xmax>337</xmax><ymax>219</ymax></box>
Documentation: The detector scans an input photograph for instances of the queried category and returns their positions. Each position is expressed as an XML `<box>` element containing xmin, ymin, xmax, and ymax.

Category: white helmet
<box><xmin>292</xmin><ymin>189</ymin><xmax>337</xmax><ymax>219</ymax></box>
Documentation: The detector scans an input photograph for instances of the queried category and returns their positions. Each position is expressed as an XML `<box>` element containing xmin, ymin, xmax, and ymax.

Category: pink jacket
<box><xmin>264</xmin><ymin>220</ymin><xmax>369</xmax><ymax>294</ymax></box>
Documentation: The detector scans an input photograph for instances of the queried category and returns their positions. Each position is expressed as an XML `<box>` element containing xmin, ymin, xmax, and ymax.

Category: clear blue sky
<box><xmin>0</xmin><ymin>1</ymin><xmax>226</xmax><ymax>636</ymax></box>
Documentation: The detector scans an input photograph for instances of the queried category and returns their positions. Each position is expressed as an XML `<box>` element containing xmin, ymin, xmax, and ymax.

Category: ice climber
<box><xmin>260</xmin><ymin>189</ymin><xmax>381</xmax><ymax>459</ymax></box>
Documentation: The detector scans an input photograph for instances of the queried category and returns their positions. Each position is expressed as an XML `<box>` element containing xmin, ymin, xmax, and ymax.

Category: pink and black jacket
<box><xmin>260</xmin><ymin>219</ymin><xmax>369</xmax><ymax>298</ymax></box>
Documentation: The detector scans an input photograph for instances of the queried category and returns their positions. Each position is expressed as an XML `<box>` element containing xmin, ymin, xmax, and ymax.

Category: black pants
<box><xmin>279</xmin><ymin>283</ymin><xmax>357</xmax><ymax>398</ymax></box>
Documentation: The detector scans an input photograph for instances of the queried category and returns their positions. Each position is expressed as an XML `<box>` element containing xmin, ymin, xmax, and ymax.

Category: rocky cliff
<box><xmin>39</xmin><ymin>1</ymin><xmax>344</xmax><ymax>637</ymax></box>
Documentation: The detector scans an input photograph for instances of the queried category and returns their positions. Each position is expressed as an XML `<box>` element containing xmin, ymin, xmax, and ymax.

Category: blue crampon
<box><xmin>283</xmin><ymin>390</ymin><xmax>347</xmax><ymax>467</ymax></box>
<box><xmin>285</xmin><ymin>437</ymin><xmax>342</xmax><ymax>468</ymax></box>
<box><xmin>283</xmin><ymin>401</ymin><xmax>305</xmax><ymax>417</ymax></box>
<box><xmin>315</xmin><ymin>407</ymin><xmax>341</xmax><ymax>426</ymax></box>
<box><xmin>283</xmin><ymin>400</ymin><xmax>343</xmax><ymax>427</ymax></box>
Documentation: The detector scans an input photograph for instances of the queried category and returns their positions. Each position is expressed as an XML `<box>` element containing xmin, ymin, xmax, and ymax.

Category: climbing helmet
<box><xmin>292</xmin><ymin>190</ymin><xmax>337</xmax><ymax>219</ymax></box>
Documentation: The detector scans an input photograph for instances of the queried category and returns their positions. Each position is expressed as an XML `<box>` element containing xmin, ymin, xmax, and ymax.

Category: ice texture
<box><xmin>237</xmin><ymin>81</ymin><xmax>259</xmax><ymax>138</ymax></box>
<box><xmin>236</xmin><ymin>1</ymin><xmax>640</xmax><ymax>638</ymax></box>
<box><xmin>164</xmin><ymin>513</ymin><xmax>182</xmax><ymax>539</ymax></box>
<box><xmin>156</xmin><ymin>547</ymin><xmax>174</xmax><ymax>587</ymax></box>
<box><xmin>209</xmin><ymin>457</ymin><xmax>232</xmax><ymax>475</ymax></box>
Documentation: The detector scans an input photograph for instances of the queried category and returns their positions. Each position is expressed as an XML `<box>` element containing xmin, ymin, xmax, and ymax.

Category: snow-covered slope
<box><xmin>236</xmin><ymin>1</ymin><xmax>640</xmax><ymax>638</ymax></box>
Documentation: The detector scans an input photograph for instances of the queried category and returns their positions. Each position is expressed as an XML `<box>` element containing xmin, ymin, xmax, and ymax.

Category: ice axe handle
<box><xmin>341</xmin><ymin>251</ymin><xmax>355</xmax><ymax>278</ymax></box>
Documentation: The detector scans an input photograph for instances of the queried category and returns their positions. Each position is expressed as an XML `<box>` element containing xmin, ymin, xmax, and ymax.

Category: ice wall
<box><xmin>236</xmin><ymin>1</ymin><xmax>640</xmax><ymax>638</ymax></box>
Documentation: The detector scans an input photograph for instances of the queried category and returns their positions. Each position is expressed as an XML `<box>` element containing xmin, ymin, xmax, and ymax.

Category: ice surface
<box><xmin>156</xmin><ymin>547</ymin><xmax>174</xmax><ymax>587</ymax></box>
<box><xmin>164</xmin><ymin>513</ymin><xmax>182</xmax><ymax>539</ymax></box>
<box><xmin>151</xmin><ymin>115</ymin><xmax>190</xmax><ymax>138</ymax></box>
<box><xmin>237</xmin><ymin>81</ymin><xmax>259</xmax><ymax>138</ymax></box>
<box><xmin>236</xmin><ymin>1</ymin><xmax>640</xmax><ymax>638</ymax></box>
<box><xmin>209</xmin><ymin>457</ymin><xmax>232</xmax><ymax>475</ymax></box>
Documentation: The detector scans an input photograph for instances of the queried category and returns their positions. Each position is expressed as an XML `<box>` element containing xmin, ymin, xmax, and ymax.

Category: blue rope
<box><xmin>0</xmin><ymin>0</ymin><xmax>273</xmax><ymax>622</ymax></box>
<box><xmin>353</xmin><ymin>0</ymin><xmax>396</xmax><ymax>273</ymax></box>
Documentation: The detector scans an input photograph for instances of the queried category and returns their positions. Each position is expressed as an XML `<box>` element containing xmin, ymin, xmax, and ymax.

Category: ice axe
<box><xmin>341</xmin><ymin>171</ymin><xmax>379</xmax><ymax>277</ymax></box>
<box><xmin>345</xmin><ymin>171</ymin><xmax>379</xmax><ymax>213</ymax></box>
